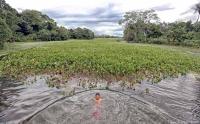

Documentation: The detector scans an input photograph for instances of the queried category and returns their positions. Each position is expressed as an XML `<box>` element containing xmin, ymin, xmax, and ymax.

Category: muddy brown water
<box><xmin>0</xmin><ymin>74</ymin><xmax>200</xmax><ymax>124</ymax></box>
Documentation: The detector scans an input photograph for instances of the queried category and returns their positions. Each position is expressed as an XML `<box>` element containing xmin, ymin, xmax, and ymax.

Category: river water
<box><xmin>0</xmin><ymin>74</ymin><xmax>200</xmax><ymax>124</ymax></box>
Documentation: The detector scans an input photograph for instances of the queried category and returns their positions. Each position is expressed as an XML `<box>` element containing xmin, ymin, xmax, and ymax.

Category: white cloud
<box><xmin>6</xmin><ymin>0</ymin><xmax>200</xmax><ymax>36</ymax></box>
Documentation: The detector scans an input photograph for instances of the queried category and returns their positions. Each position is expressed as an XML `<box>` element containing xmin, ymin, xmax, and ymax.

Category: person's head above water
<box><xmin>95</xmin><ymin>93</ymin><xmax>101</xmax><ymax>101</ymax></box>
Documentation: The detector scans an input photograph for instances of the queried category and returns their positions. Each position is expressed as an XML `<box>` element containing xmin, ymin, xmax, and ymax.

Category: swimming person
<box><xmin>95</xmin><ymin>93</ymin><xmax>102</xmax><ymax>104</ymax></box>
<box><xmin>92</xmin><ymin>93</ymin><xmax>102</xmax><ymax>120</ymax></box>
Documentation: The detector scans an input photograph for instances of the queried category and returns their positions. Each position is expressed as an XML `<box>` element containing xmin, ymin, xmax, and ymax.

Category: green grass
<box><xmin>0</xmin><ymin>41</ymin><xmax>69</xmax><ymax>56</ymax></box>
<box><xmin>134</xmin><ymin>43</ymin><xmax>200</xmax><ymax>56</ymax></box>
<box><xmin>0</xmin><ymin>42</ymin><xmax>48</xmax><ymax>56</ymax></box>
<box><xmin>1</xmin><ymin>38</ymin><xmax>200</xmax><ymax>83</ymax></box>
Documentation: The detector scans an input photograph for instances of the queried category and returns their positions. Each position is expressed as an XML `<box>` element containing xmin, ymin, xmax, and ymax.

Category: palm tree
<box><xmin>193</xmin><ymin>3</ymin><xmax>200</xmax><ymax>23</ymax></box>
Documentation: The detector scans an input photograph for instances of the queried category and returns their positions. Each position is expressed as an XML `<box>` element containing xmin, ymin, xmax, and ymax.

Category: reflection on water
<box><xmin>0</xmin><ymin>74</ymin><xmax>200</xmax><ymax>124</ymax></box>
<box><xmin>0</xmin><ymin>77</ymin><xmax>63</xmax><ymax>124</ymax></box>
<box><xmin>27</xmin><ymin>90</ymin><xmax>173</xmax><ymax>124</ymax></box>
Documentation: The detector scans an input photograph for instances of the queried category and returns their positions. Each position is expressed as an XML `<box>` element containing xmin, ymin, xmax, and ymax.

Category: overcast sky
<box><xmin>6</xmin><ymin>0</ymin><xmax>200</xmax><ymax>36</ymax></box>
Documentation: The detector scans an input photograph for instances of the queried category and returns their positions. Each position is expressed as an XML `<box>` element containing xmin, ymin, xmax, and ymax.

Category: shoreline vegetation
<box><xmin>1</xmin><ymin>0</ymin><xmax>200</xmax><ymax>51</ymax></box>
<box><xmin>1</xmin><ymin>39</ymin><xmax>199</xmax><ymax>85</ymax></box>
<box><xmin>119</xmin><ymin>9</ymin><xmax>200</xmax><ymax>48</ymax></box>
<box><xmin>0</xmin><ymin>0</ymin><xmax>95</xmax><ymax>50</ymax></box>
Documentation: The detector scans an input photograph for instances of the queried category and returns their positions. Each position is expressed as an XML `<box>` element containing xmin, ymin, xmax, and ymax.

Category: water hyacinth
<box><xmin>1</xmin><ymin>39</ymin><xmax>200</xmax><ymax>84</ymax></box>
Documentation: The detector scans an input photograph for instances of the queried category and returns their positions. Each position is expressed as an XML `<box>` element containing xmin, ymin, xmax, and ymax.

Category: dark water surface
<box><xmin>0</xmin><ymin>74</ymin><xmax>200</xmax><ymax>124</ymax></box>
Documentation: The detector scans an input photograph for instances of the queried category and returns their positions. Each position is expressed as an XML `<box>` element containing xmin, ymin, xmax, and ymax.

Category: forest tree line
<box><xmin>119</xmin><ymin>7</ymin><xmax>200</xmax><ymax>47</ymax></box>
<box><xmin>0</xmin><ymin>0</ymin><xmax>94</xmax><ymax>49</ymax></box>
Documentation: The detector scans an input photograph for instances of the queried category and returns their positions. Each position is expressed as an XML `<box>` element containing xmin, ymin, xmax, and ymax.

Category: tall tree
<box><xmin>166</xmin><ymin>22</ymin><xmax>187</xmax><ymax>43</ymax></box>
<box><xmin>193</xmin><ymin>2</ymin><xmax>200</xmax><ymax>23</ymax></box>
<box><xmin>119</xmin><ymin>9</ymin><xmax>159</xmax><ymax>42</ymax></box>
<box><xmin>56</xmin><ymin>27</ymin><xmax>69</xmax><ymax>40</ymax></box>
<box><xmin>17</xmin><ymin>20</ymin><xmax>33</xmax><ymax>35</ymax></box>
<box><xmin>0</xmin><ymin>0</ymin><xmax>95</xmax><ymax>43</ymax></box>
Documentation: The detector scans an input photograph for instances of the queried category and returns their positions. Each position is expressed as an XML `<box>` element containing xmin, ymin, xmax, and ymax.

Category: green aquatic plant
<box><xmin>0</xmin><ymin>39</ymin><xmax>200</xmax><ymax>85</ymax></box>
